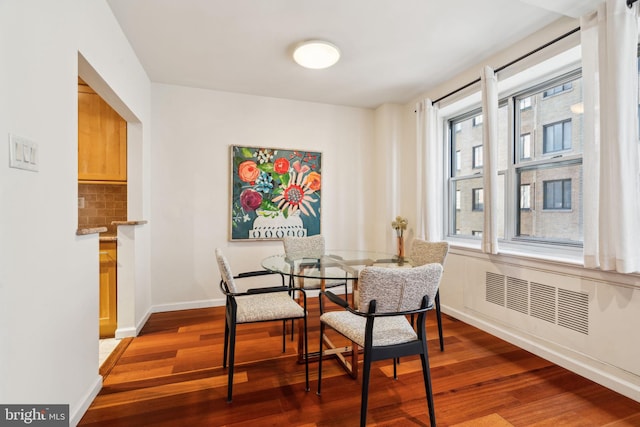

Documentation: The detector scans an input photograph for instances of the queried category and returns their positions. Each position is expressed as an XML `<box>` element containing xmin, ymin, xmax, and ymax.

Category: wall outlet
<box><xmin>9</xmin><ymin>133</ymin><xmax>39</xmax><ymax>172</ymax></box>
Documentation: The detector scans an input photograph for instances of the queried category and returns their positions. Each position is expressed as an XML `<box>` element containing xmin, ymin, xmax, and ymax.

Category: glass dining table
<box><xmin>261</xmin><ymin>250</ymin><xmax>413</xmax><ymax>378</ymax></box>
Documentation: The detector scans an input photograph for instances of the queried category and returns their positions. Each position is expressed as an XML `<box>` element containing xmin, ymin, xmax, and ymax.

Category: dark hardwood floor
<box><xmin>80</xmin><ymin>297</ymin><xmax>640</xmax><ymax>426</ymax></box>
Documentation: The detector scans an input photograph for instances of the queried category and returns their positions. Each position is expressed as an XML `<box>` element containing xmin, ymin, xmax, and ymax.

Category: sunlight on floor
<box><xmin>99</xmin><ymin>338</ymin><xmax>120</xmax><ymax>367</ymax></box>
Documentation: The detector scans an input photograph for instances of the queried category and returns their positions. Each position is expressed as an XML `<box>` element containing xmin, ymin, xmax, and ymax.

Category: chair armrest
<box><xmin>246</xmin><ymin>285</ymin><xmax>290</xmax><ymax>294</ymax></box>
<box><xmin>319</xmin><ymin>290</ymin><xmax>350</xmax><ymax>314</ymax></box>
<box><xmin>235</xmin><ymin>270</ymin><xmax>280</xmax><ymax>279</ymax></box>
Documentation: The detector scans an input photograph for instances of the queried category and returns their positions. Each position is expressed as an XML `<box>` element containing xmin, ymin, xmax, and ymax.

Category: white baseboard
<box><xmin>443</xmin><ymin>305</ymin><xmax>640</xmax><ymax>403</ymax></box>
<box><xmin>115</xmin><ymin>307</ymin><xmax>153</xmax><ymax>338</ymax></box>
<box><xmin>70</xmin><ymin>375</ymin><xmax>102</xmax><ymax>427</ymax></box>
<box><xmin>150</xmin><ymin>298</ymin><xmax>226</xmax><ymax>314</ymax></box>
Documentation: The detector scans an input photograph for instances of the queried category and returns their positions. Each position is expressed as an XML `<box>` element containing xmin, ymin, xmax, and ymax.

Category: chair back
<box><xmin>410</xmin><ymin>239</ymin><xmax>449</xmax><ymax>267</ymax></box>
<box><xmin>358</xmin><ymin>263</ymin><xmax>443</xmax><ymax>313</ymax></box>
<box><xmin>283</xmin><ymin>235</ymin><xmax>325</xmax><ymax>260</ymax></box>
<box><xmin>215</xmin><ymin>248</ymin><xmax>237</xmax><ymax>293</ymax></box>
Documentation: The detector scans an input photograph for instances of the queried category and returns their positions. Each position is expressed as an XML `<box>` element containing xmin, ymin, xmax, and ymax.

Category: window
<box><xmin>543</xmin><ymin>120</ymin><xmax>572</xmax><ymax>153</ymax></box>
<box><xmin>543</xmin><ymin>82</ymin><xmax>572</xmax><ymax>97</ymax></box>
<box><xmin>543</xmin><ymin>179</ymin><xmax>571</xmax><ymax>210</ymax></box>
<box><xmin>447</xmin><ymin>69</ymin><xmax>583</xmax><ymax>246</ymax></box>
<box><xmin>454</xmin><ymin>122</ymin><xmax>462</xmax><ymax>133</ymax></box>
<box><xmin>472</xmin><ymin>145</ymin><xmax>483</xmax><ymax>168</ymax></box>
<box><xmin>520</xmin><ymin>184</ymin><xmax>531</xmax><ymax>210</ymax></box>
<box><xmin>519</xmin><ymin>97</ymin><xmax>532</xmax><ymax>110</ymax></box>
<box><xmin>449</xmin><ymin>110</ymin><xmax>484</xmax><ymax>237</ymax></box>
<box><xmin>520</xmin><ymin>133</ymin><xmax>531</xmax><ymax>160</ymax></box>
<box><xmin>473</xmin><ymin>114</ymin><xmax>483</xmax><ymax>126</ymax></box>
<box><xmin>472</xmin><ymin>188</ymin><xmax>484</xmax><ymax>211</ymax></box>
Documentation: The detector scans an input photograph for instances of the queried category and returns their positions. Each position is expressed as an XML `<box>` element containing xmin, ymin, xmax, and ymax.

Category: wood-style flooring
<box><xmin>79</xmin><ymin>297</ymin><xmax>640</xmax><ymax>426</ymax></box>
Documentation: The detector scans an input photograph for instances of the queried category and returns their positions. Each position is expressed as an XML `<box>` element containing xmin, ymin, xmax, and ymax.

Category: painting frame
<box><xmin>229</xmin><ymin>145</ymin><xmax>322</xmax><ymax>241</ymax></box>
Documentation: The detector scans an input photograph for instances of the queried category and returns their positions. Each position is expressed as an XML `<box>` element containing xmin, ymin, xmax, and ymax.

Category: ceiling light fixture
<box><xmin>293</xmin><ymin>40</ymin><xmax>340</xmax><ymax>69</ymax></box>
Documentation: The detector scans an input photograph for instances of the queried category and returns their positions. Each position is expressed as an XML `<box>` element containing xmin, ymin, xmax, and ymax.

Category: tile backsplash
<box><xmin>78</xmin><ymin>183</ymin><xmax>127</xmax><ymax>235</ymax></box>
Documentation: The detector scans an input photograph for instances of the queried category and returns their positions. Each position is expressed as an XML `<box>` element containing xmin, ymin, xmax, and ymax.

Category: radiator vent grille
<box><xmin>558</xmin><ymin>289</ymin><xmax>589</xmax><ymax>335</ymax></box>
<box><xmin>484</xmin><ymin>272</ymin><xmax>589</xmax><ymax>335</ymax></box>
<box><xmin>506</xmin><ymin>277</ymin><xmax>529</xmax><ymax>315</ymax></box>
<box><xmin>530</xmin><ymin>282</ymin><xmax>556</xmax><ymax>324</ymax></box>
<box><xmin>486</xmin><ymin>272</ymin><xmax>505</xmax><ymax>306</ymax></box>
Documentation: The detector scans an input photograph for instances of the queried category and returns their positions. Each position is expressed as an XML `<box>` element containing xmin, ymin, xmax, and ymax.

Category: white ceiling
<box><xmin>106</xmin><ymin>0</ymin><xmax>600</xmax><ymax>109</ymax></box>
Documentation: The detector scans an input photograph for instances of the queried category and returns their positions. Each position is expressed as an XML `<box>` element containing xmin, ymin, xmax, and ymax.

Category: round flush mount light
<box><xmin>293</xmin><ymin>40</ymin><xmax>341</xmax><ymax>69</ymax></box>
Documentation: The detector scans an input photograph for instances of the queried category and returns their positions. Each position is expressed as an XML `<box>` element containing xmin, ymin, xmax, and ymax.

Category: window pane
<box><xmin>517</xmin><ymin>163</ymin><xmax>582</xmax><ymax>243</ymax></box>
<box><xmin>451</xmin><ymin>176</ymin><xmax>483</xmax><ymax>236</ymax></box>
<box><xmin>517</xmin><ymin>75</ymin><xmax>583</xmax><ymax>163</ymax></box>
<box><xmin>473</xmin><ymin>145</ymin><xmax>483</xmax><ymax>168</ymax></box>
<box><xmin>451</xmin><ymin>113</ymin><xmax>483</xmax><ymax>178</ymax></box>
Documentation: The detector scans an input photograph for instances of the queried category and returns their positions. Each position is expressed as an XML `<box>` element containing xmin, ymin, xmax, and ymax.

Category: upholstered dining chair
<box><xmin>409</xmin><ymin>239</ymin><xmax>449</xmax><ymax>351</ymax></box>
<box><xmin>317</xmin><ymin>263</ymin><xmax>443</xmax><ymax>427</ymax></box>
<box><xmin>215</xmin><ymin>248</ymin><xmax>309</xmax><ymax>402</ymax></box>
<box><xmin>282</xmin><ymin>235</ymin><xmax>349</xmax><ymax>298</ymax></box>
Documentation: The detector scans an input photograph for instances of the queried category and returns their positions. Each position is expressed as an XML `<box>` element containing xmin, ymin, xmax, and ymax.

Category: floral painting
<box><xmin>230</xmin><ymin>145</ymin><xmax>322</xmax><ymax>240</ymax></box>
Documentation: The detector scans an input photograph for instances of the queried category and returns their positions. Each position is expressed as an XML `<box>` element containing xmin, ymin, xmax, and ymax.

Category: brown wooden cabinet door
<box><xmin>78</xmin><ymin>86</ymin><xmax>127</xmax><ymax>182</ymax></box>
<box><xmin>99</xmin><ymin>242</ymin><xmax>117</xmax><ymax>338</ymax></box>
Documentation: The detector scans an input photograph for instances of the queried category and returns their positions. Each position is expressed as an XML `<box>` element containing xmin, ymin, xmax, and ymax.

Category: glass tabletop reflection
<box><xmin>261</xmin><ymin>250</ymin><xmax>413</xmax><ymax>280</ymax></box>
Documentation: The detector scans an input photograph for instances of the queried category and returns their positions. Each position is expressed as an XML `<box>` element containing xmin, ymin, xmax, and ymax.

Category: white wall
<box><xmin>150</xmin><ymin>84</ymin><xmax>378</xmax><ymax>308</ymax></box>
<box><xmin>0</xmin><ymin>1</ymin><xmax>151</xmax><ymax>424</ymax></box>
<box><xmin>399</xmin><ymin>16</ymin><xmax>640</xmax><ymax>401</ymax></box>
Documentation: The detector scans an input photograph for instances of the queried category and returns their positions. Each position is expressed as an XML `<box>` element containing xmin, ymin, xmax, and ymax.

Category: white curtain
<box><xmin>581</xmin><ymin>0</ymin><xmax>640</xmax><ymax>273</ymax></box>
<box><xmin>480</xmin><ymin>66</ymin><xmax>499</xmax><ymax>254</ymax></box>
<box><xmin>415</xmin><ymin>99</ymin><xmax>444</xmax><ymax>242</ymax></box>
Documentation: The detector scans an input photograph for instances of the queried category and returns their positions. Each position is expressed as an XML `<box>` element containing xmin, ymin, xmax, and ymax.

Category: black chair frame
<box><xmin>317</xmin><ymin>290</ymin><xmax>436</xmax><ymax>427</ymax></box>
<box><xmin>220</xmin><ymin>270</ymin><xmax>309</xmax><ymax>402</ymax></box>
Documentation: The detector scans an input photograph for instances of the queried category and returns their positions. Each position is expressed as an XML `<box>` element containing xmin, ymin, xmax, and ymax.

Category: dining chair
<box><xmin>282</xmin><ymin>235</ymin><xmax>348</xmax><ymax>342</ymax></box>
<box><xmin>317</xmin><ymin>263</ymin><xmax>443</xmax><ymax>427</ymax></box>
<box><xmin>215</xmin><ymin>248</ymin><xmax>309</xmax><ymax>402</ymax></box>
<box><xmin>408</xmin><ymin>239</ymin><xmax>449</xmax><ymax>351</ymax></box>
<box><xmin>282</xmin><ymin>235</ymin><xmax>349</xmax><ymax>299</ymax></box>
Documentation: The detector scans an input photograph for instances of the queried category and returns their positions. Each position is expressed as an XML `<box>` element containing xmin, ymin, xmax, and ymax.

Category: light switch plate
<box><xmin>8</xmin><ymin>133</ymin><xmax>38</xmax><ymax>172</ymax></box>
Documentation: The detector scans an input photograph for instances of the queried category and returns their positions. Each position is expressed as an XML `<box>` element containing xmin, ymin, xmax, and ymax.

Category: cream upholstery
<box><xmin>214</xmin><ymin>248</ymin><xmax>309</xmax><ymax>401</ymax></box>
<box><xmin>317</xmin><ymin>262</ymin><xmax>442</xmax><ymax>427</ymax></box>
<box><xmin>282</xmin><ymin>235</ymin><xmax>348</xmax><ymax>292</ymax></box>
<box><xmin>319</xmin><ymin>263</ymin><xmax>442</xmax><ymax>347</ymax></box>
<box><xmin>409</xmin><ymin>240</ymin><xmax>449</xmax><ymax>267</ymax></box>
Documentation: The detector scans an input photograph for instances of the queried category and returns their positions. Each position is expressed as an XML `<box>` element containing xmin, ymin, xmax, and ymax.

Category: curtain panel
<box><xmin>415</xmin><ymin>99</ymin><xmax>444</xmax><ymax>242</ymax></box>
<box><xmin>581</xmin><ymin>0</ymin><xmax>640</xmax><ymax>273</ymax></box>
<box><xmin>480</xmin><ymin>66</ymin><xmax>499</xmax><ymax>254</ymax></box>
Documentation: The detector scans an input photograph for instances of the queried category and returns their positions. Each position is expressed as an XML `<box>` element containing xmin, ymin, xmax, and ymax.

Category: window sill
<box><xmin>446</xmin><ymin>236</ymin><xmax>583</xmax><ymax>266</ymax></box>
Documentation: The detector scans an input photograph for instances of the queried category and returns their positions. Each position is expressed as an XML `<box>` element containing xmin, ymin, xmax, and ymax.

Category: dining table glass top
<box><xmin>261</xmin><ymin>250</ymin><xmax>414</xmax><ymax>280</ymax></box>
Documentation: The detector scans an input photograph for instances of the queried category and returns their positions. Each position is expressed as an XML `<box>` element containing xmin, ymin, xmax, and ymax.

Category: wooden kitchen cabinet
<box><xmin>99</xmin><ymin>241</ymin><xmax>117</xmax><ymax>338</ymax></box>
<box><xmin>78</xmin><ymin>80</ymin><xmax>127</xmax><ymax>182</ymax></box>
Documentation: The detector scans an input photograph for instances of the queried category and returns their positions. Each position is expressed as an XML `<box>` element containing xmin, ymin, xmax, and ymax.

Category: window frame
<box><xmin>444</xmin><ymin>67</ymin><xmax>584</xmax><ymax>250</ymax></box>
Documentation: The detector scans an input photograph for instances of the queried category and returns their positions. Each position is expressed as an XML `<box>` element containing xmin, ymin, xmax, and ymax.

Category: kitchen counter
<box><xmin>76</xmin><ymin>227</ymin><xmax>108</xmax><ymax>236</ymax></box>
<box><xmin>111</xmin><ymin>220</ymin><xmax>148</xmax><ymax>226</ymax></box>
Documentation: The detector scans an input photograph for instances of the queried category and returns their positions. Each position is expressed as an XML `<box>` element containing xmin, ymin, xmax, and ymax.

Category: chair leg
<box><xmin>282</xmin><ymin>320</ymin><xmax>286</xmax><ymax>353</ymax></box>
<box><xmin>227</xmin><ymin>321</ymin><xmax>237</xmax><ymax>403</ymax></box>
<box><xmin>419</xmin><ymin>345</ymin><xmax>437</xmax><ymax>427</ymax></box>
<box><xmin>393</xmin><ymin>358</ymin><xmax>398</xmax><ymax>379</ymax></box>
<box><xmin>223</xmin><ymin>317</ymin><xmax>230</xmax><ymax>368</ymax></box>
<box><xmin>303</xmin><ymin>315</ymin><xmax>309</xmax><ymax>392</ymax></box>
<box><xmin>435</xmin><ymin>291</ymin><xmax>444</xmax><ymax>351</ymax></box>
<box><xmin>360</xmin><ymin>347</ymin><xmax>373</xmax><ymax>427</ymax></box>
<box><xmin>317</xmin><ymin>322</ymin><xmax>325</xmax><ymax>395</ymax></box>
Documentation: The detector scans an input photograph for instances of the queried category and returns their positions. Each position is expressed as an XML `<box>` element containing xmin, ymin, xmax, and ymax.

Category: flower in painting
<box><xmin>304</xmin><ymin>171</ymin><xmax>321</xmax><ymax>192</ymax></box>
<box><xmin>255</xmin><ymin>171</ymin><xmax>274</xmax><ymax>193</ymax></box>
<box><xmin>273</xmin><ymin>170</ymin><xmax>317</xmax><ymax>217</ymax></box>
<box><xmin>238</xmin><ymin>160</ymin><xmax>260</xmax><ymax>183</ymax></box>
<box><xmin>240</xmin><ymin>189</ymin><xmax>262</xmax><ymax>212</ymax></box>
<box><xmin>254</xmin><ymin>149</ymin><xmax>275</xmax><ymax>164</ymax></box>
<box><xmin>273</xmin><ymin>157</ymin><xmax>290</xmax><ymax>174</ymax></box>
